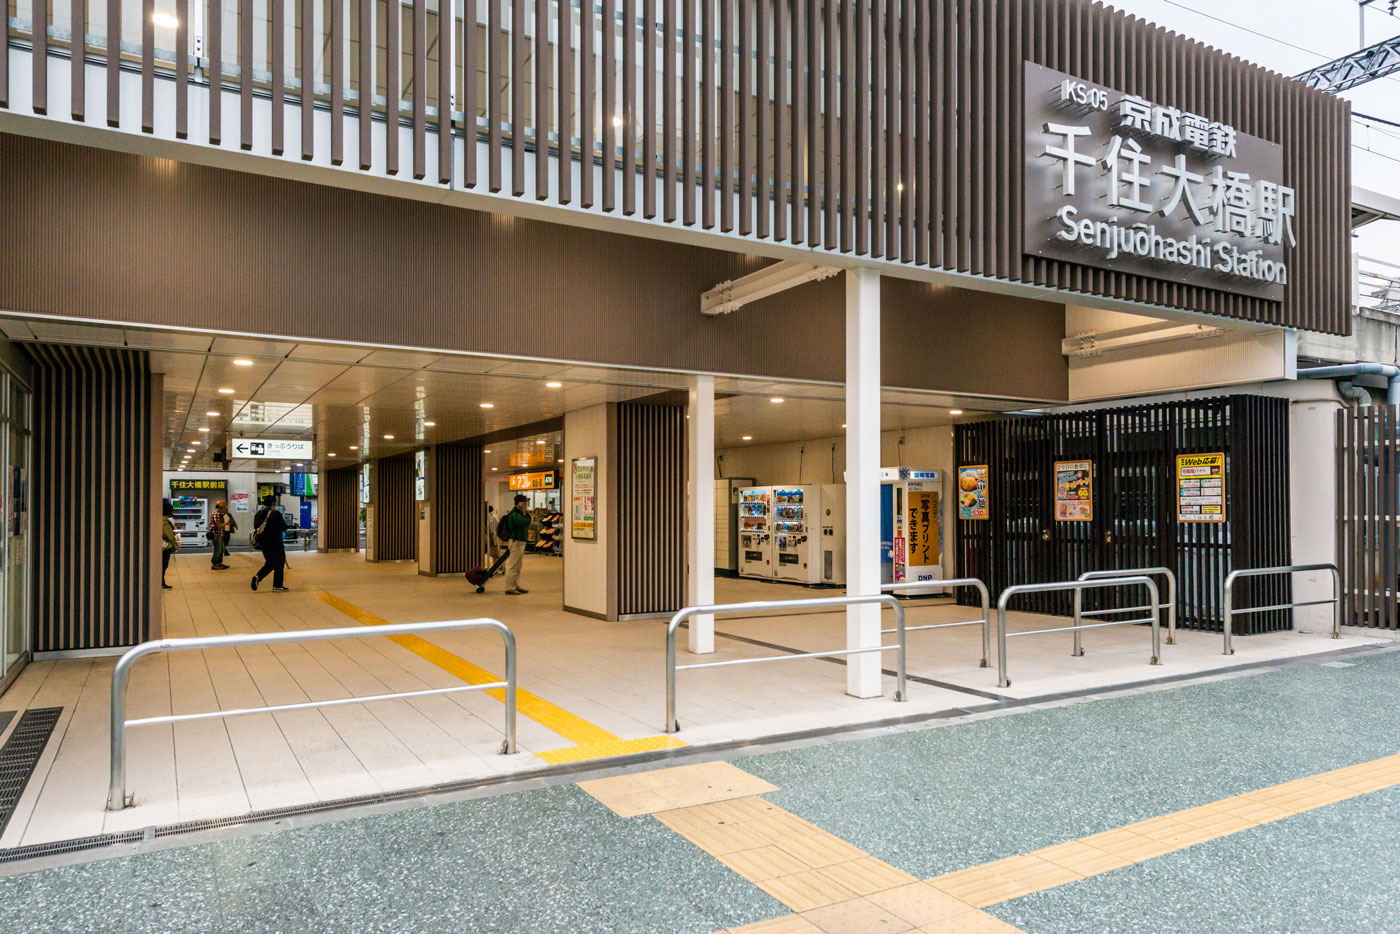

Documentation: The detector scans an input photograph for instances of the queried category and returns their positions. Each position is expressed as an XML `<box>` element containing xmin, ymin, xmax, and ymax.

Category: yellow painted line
<box><xmin>308</xmin><ymin>587</ymin><xmax>686</xmax><ymax>762</ymax></box>
<box><xmin>926</xmin><ymin>751</ymin><xmax>1400</xmax><ymax>909</ymax></box>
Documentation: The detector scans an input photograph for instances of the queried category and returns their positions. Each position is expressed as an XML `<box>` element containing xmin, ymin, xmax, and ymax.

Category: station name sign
<box><xmin>1023</xmin><ymin>62</ymin><xmax>1294</xmax><ymax>300</ymax></box>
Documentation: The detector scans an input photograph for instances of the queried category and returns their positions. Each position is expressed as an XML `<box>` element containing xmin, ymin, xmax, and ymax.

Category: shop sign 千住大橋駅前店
<box><xmin>1024</xmin><ymin>62</ymin><xmax>1293</xmax><ymax>301</ymax></box>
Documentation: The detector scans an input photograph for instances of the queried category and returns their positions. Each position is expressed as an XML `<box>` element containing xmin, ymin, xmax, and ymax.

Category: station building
<box><xmin>0</xmin><ymin>0</ymin><xmax>1392</xmax><ymax>845</ymax></box>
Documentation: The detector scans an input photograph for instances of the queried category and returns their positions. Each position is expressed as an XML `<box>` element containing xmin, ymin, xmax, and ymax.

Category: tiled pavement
<box><xmin>0</xmin><ymin>646</ymin><xmax>1398</xmax><ymax>931</ymax></box>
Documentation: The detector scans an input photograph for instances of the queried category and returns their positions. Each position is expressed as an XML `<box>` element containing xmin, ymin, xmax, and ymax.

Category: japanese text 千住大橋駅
<box><xmin>1024</xmin><ymin>63</ymin><xmax>1295</xmax><ymax>299</ymax></box>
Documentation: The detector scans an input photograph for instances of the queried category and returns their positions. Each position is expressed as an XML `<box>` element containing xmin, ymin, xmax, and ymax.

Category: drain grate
<box><xmin>0</xmin><ymin>707</ymin><xmax>62</xmax><ymax>839</ymax></box>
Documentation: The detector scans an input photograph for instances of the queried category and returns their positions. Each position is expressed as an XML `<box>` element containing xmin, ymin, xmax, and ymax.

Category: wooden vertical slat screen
<box><xmin>6</xmin><ymin>0</ymin><xmax>1355</xmax><ymax>334</ymax></box>
<box><xmin>322</xmin><ymin>467</ymin><xmax>361</xmax><ymax>550</ymax></box>
<box><xmin>1338</xmin><ymin>405</ymin><xmax>1400</xmax><ymax>630</ymax></box>
<box><xmin>30</xmin><ymin>346</ymin><xmax>152</xmax><ymax>651</ymax></box>
<box><xmin>617</xmin><ymin>402</ymin><xmax>685</xmax><ymax>615</ymax></box>
<box><xmin>372</xmin><ymin>454</ymin><xmax>418</xmax><ymax>561</ymax></box>
<box><xmin>32</xmin><ymin>0</ymin><xmax>49</xmax><ymax>113</ymax></box>
<box><xmin>174</xmin><ymin>3</ymin><xmax>187</xmax><ymax>135</ymax></box>
<box><xmin>72</xmin><ymin>0</ymin><xmax>87</xmax><ymax>121</ymax></box>
<box><xmin>432</xmin><ymin>442</ymin><xmax>485</xmax><ymax>573</ymax></box>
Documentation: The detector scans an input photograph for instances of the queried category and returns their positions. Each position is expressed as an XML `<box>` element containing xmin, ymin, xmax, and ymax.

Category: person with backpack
<box><xmin>250</xmin><ymin>494</ymin><xmax>289</xmax><ymax>592</ymax></box>
<box><xmin>161</xmin><ymin>499</ymin><xmax>179</xmax><ymax>591</ymax></box>
<box><xmin>500</xmin><ymin>494</ymin><xmax>532</xmax><ymax>595</ymax></box>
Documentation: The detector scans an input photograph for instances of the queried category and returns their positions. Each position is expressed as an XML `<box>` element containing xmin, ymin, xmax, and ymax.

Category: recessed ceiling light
<box><xmin>233</xmin><ymin>358</ymin><xmax>253</xmax><ymax>366</ymax></box>
<box><xmin>328</xmin><ymin>453</ymin><xmax>337</xmax><ymax>458</ymax></box>
<box><xmin>217</xmin><ymin>387</ymin><xmax>235</xmax><ymax>394</ymax></box>
<box><xmin>383</xmin><ymin>434</ymin><xmax>394</xmax><ymax>440</ymax></box>
<box><xmin>186</xmin><ymin>448</ymin><xmax>195</xmax><ymax>453</ymax></box>
<box><xmin>151</xmin><ymin>12</ymin><xmax>179</xmax><ymax>28</ymax></box>
<box><xmin>198</xmin><ymin>427</ymin><xmax>209</xmax><ymax>432</ymax></box>
<box><xmin>545</xmin><ymin>381</ymin><xmax>563</xmax><ymax>388</ymax></box>
<box><xmin>292</xmin><ymin>463</ymin><xmax>302</xmax><ymax>467</ymax></box>
<box><xmin>536</xmin><ymin>440</ymin><xmax>546</xmax><ymax>445</ymax></box>
<box><xmin>480</xmin><ymin>402</ymin><xmax>494</xmax><ymax>408</ymax></box>
<box><xmin>612</xmin><ymin>115</ymin><xmax>623</xmax><ymax>127</ymax></box>
<box><xmin>742</xmin><ymin>435</ymin><xmax>753</xmax><ymax>441</ymax></box>
<box><xmin>484</xmin><ymin>449</ymin><xmax>492</xmax><ymax>453</ymax></box>
<box><xmin>770</xmin><ymin>397</ymin><xmax>784</xmax><ymax>404</ymax></box>
<box><xmin>897</xmin><ymin>182</ymin><xmax>905</xmax><ymax>192</ymax></box>
<box><xmin>841</xmin><ymin>424</ymin><xmax>847</xmax><ymax>429</ymax></box>
<box><xmin>423</xmin><ymin>421</ymin><xmax>436</xmax><ymax>427</ymax></box>
<box><xmin>949</xmin><ymin>409</ymin><xmax>963</xmax><ymax>415</ymax></box>
<box><xmin>557</xmin><ymin>458</ymin><xmax>563</xmax><ymax>463</ymax></box>
<box><xmin>349</xmin><ymin>445</ymin><xmax>359</xmax><ymax>450</ymax></box>
<box><xmin>491</xmin><ymin>467</ymin><xmax>498</xmax><ymax>471</ymax></box>
<box><xmin>206</xmin><ymin>411</ymin><xmax>220</xmax><ymax>417</ymax></box>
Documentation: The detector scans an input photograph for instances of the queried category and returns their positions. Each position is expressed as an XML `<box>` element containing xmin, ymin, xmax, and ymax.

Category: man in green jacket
<box><xmin>501</xmin><ymin>494</ymin><xmax>533</xmax><ymax>595</ymax></box>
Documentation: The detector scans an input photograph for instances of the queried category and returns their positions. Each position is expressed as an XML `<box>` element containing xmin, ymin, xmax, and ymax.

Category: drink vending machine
<box><xmin>819</xmin><ymin>484</ymin><xmax>846</xmax><ymax>586</ymax></box>
<box><xmin>880</xmin><ymin>468</ymin><xmax>945</xmax><ymax>595</ymax></box>
<box><xmin>738</xmin><ymin>487</ymin><xmax>773</xmax><ymax>578</ymax></box>
<box><xmin>772</xmin><ymin>486</ymin><xmax>822</xmax><ymax>584</ymax></box>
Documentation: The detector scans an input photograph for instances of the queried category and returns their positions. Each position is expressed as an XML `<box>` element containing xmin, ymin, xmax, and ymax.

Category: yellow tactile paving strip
<box><xmin>582</xmin><ymin>753</ymin><xmax>1400</xmax><ymax>934</ymax></box>
<box><xmin>925</xmin><ymin>752</ymin><xmax>1400</xmax><ymax>909</ymax></box>
<box><xmin>309</xmin><ymin>587</ymin><xmax>687</xmax><ymax>763</ymax></box>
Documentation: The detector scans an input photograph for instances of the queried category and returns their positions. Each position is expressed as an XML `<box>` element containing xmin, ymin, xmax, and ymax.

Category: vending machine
<box><xmin>880</xmin><ymin>468</ymin><xmax>945</xmax><ymax>594</ymax></box>
<box><xmin>738</xmin><ymin>487</ymin><xmax>773</xmax><ymax>578</ymax></box>
<box><xmin>715</xmin><ymin>477</ymin><xmax>757</xmax><ymax>576</ymax></box>
<box><xmin>819</xmin><ymin>483</ymin><xmax>846</xmax><ymax>586</ymax></box>
<box><xmin>773</xmin><ymin>486</ymin><xmax>823</xmax><ymax>584</ymax></box>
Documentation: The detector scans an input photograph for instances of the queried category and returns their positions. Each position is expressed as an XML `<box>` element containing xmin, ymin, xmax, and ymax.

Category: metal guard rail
<box><xmin>1223</xmin><ymin>563</ymin><xmax>1341</xmax><ymax>656</ymax></box>
<box><xmin>666</xmin><ymin>594</ymin><xmax>906</xmax><ymax>734</ymax></box>
<box><xmin>997</xmin><ymin>577</ymin><xmax>1161</xmax><ymax>688</ymax></box>
<box><xmin>108</xmin><ymin>617</ymin><xmax>517</xmax><ymax>810</ymax></box>
<box><xmin>1075</xmin><ymin>567</ymin><xmax>1178</xmax><ymax>648</ymax></box>
<box><xmin>881</xmin><ymin>578</ymin><xmax>991</xmax><ymax>668</ymax></box>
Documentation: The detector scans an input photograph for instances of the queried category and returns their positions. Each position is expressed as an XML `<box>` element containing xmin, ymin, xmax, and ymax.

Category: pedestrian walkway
<box><xmin>1</xmin><ymin>647</ymin><xmax>1397</xmax><ymax>932</ymax></box>
<box><xmin>0</xmin><ymin>552</ymin><xmax>1383</xmax><ymax>851</ymax></box>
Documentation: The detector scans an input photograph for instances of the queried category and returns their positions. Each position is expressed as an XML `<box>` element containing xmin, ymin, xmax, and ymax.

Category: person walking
<box><xmin>250</xmin><ymin>495</ymin><xmax>289</xmax><ymax>592</ymax></box>
<box><xmin>161</xmin><ymin>500</ymin><xmax>179</xmax><ymax>590</ymax></box>
<box><xmin>501</xmin><ymin>494</ymin><xmax>532</xmax><ymax>595</ymax></box>
<box><xmin>209</xmin><ymin>501</ymin><xmax>230</xmax><ymax>570</ymax></box>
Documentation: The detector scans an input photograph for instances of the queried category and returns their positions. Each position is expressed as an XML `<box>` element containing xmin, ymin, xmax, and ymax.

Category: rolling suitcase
<box><xmin>465</xmin><ymin>549</ymin><xmax>511</xmax><ymax>593</ymax></box>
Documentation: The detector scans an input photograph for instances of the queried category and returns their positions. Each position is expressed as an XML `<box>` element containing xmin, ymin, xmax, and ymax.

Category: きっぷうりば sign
<box><xmin>1024</xmin><ymin>62</ymin><xmax>1293</xmax><ymax>301</ymax></box>
<box><xmin>1177</xmin><ymin>452</ymin><xmax>1225</xmax><ymax>523</ymax></box>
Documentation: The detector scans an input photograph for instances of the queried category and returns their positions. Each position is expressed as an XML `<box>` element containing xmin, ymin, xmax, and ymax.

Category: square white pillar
<box><xmin>845</xmin><ymin>268</ymin><xmax>883</xmax><ymax>698</ymax></box>
<box><xmin>687</xmin><ymin>374</ymin><xmax>716</xmax><ymax>653</ymax></box>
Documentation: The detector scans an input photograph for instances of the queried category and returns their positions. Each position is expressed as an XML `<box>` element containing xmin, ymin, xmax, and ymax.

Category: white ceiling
<box><xmin>0</xmin><ymin>318</ymin><xmax>1040</xmax><ymax>471</ymax></box>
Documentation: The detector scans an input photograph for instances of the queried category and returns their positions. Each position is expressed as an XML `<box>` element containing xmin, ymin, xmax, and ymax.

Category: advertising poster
<box><xmin>957</xmin><ymin>466</ymin><xmax>989</xmax><ymax>520</ymax></box>
<box><xmin>1054</xmin><ymin>460</ymin><xmax>1094</xmax><ymax>522</ymax></box>
<box><xmin>1177</xmin><ymin>452</ymin><xmax>1226</xmax><ymax>522</ymax></box>
<box><xmin>906</xmin><ymin>488</ymin><xmax>940</xmax><ymax>569</ymax></box>
<box><xmin>230</xmin><ymin>492</ymin><xmax>250</xmax><ymax>513</ymax></box>
<box><xmin>571</xmin><ymin>457</ymin><xmax>597</xmax><ymax>540</ymax></box>
<box><xmin>414</xmin><ymin>450</ymin><xmax>426</xmax><ymax>502</ymax></box>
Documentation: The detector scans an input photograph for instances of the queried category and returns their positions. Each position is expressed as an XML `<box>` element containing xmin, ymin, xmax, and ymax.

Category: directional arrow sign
<box><xmin>230</xmin><ymin>437</ymin><xmax>315</xmax><ymax>460</ymax></box>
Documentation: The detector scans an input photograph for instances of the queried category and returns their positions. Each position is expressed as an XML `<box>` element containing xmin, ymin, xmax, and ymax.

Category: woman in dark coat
<box><xmin>250</xmin><ymin>495</ymin><xmax>289</xmax><ymax>592</ymax></box>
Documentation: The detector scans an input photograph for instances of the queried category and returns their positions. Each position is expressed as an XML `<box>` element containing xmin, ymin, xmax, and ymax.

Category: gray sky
<box><xmin>1115</xmin><ymin>0</ymin><xmax>1400</xmax><ymax>264</ymax></box>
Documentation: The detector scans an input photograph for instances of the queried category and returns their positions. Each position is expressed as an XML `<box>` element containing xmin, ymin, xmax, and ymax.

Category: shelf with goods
<box><xmin>171</xmin><ymin>496</ymin><xmax>209</xmax><ymax>535</ymax></box>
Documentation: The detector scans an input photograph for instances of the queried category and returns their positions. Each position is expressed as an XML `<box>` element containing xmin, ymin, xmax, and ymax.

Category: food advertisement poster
<box><xmin>571</xmin><ymin>457</ymin><xmax>597</xmax><ymax>540</ymax></box>
<box><xmin>1177</xmin><ymin>452</ymin><xmax>1225</xmax><ymax>522</ymax></box>
<box><xmin>1054</xmin><ymin>460</ymin><xmax>1094</xmax><ymax>522</ymax></box>
<box><xmin>957</xmin><ymin>466</ymin><xmax>989</xmax><ymax>520</ymax></box>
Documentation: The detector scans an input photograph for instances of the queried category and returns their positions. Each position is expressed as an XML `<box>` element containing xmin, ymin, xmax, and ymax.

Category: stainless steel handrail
<box><xmin>881</xmin><ymin>578</ymin><xmax>991</xmax><ymax>668</ymax></box>
<box><xmin>1222</xmin><ymin>563</ymin><xmax>1341</xmax><ymax>655</ymax></box>
<box><xmin>665</xmin><ymin>594</ymin><xmax>906</xmax><ymax>733</ymax></box>
<box><xmin>997</xmin><ymin>577</ymin><xmax>1160</xmax><ymax>688</ymax></box>
<box><xmin>1075</xmin><ymin>567</ymin><xmax>1178</xmax><ymax>649</ymax></box>
<box><xmin>108</xmin><ymin>617</ymin><xmax>517</xmax><ymax>810</ymax></box>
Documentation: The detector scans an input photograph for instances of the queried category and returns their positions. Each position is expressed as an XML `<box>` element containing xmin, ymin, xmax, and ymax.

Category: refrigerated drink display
<box><xmin>738</xmin><ymin>487</ymin><xmax>773</xmax><ymax>579</ymax></box>
<box><xmin>773</xmin><ymin>486</ymin><xmax>822</xmax><ymax>584</ymax></box>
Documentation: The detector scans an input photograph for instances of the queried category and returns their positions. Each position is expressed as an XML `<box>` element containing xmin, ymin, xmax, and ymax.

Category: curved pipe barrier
<box><xmin>881</xmin><ymin>578</ymin><xmax>991</xmax><ymax>668</ymax></box>
<box><xmin>109</xmin><ymin>617</ymin><xmax>517</xmax><ymax>810</ymax></box>
<box><xmin>666</xmin><ymin>594</ymin><xmax>906</xmax><ymax>733</ymax></box>
<box><xmin>997</xmin><ymin>577</ymin><xmax>1160</xmax><ymax>688</ymax></box>
<box><xmin>1222</xmin><ymin>564</ymin><xmax>1341</xmax><ymax>655</ymax></box>
<box><xmin>1075</xmin><ymin>567</ymin><xmax>1178</xmax><ymax>648</ymax></box>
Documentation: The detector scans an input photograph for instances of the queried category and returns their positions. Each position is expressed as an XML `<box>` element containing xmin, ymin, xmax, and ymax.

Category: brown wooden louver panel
<box><xmin>29</xmin><ymin>345</ymin><xmax>153</xmax><ymax>651</ymax></box>
<box><xmin>322</xmin><ymin>467</ymin><xmax>362</xmax><ymax>551</ymax></box>
<box><xmin>1337</xmin><ymin>404</ymin><xmax>1400</xmax><ymax>631</ymax></box>
<box><xmin>616</xmin><ymin>401</ymin><xmax>685</xmax><ymax>616</ymax></box>
<box><xmin>1</xmin><ymin>0</ymin><xmax>1354</xmax><ymax>334</ymax></box>
<box><xmin>432</xmin><ymin>442</ymin><xmax>486</xmax><ymax>574</ymax></box>
<box><xmin>372</xmin><ymin>454</ymin><xmax>417</xmax><ymax>561</ymax></box>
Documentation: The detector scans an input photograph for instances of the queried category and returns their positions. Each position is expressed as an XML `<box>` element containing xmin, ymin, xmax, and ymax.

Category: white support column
<box><xmin>845</xmin><ymin>268</ymin><xmax>883</xmax><ymax>698</ymax></box>
<box><xmin>687</xmin><ymin>374</ymin><xmax>716</xmax><ymax>653</ymax></box>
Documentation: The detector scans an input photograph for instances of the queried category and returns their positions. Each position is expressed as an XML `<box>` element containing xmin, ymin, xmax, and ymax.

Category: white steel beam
<box><xmin>700</xmin><ymin>261</ymin><xmax>841</xmax><ymax>316</ymax></box>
